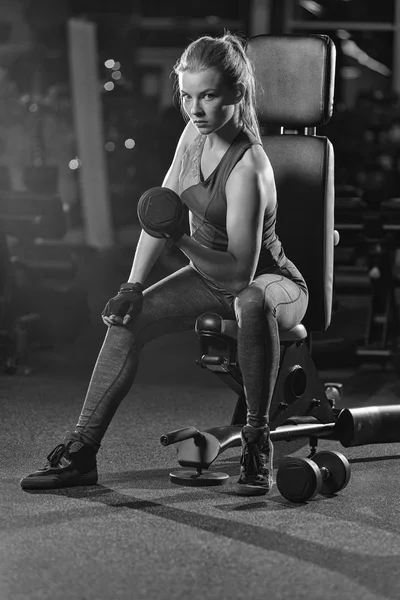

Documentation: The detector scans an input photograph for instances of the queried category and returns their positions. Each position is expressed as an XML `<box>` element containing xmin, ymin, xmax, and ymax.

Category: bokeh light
<box><xmin>124</xmin><ymin>139</ymin><xmax>135</xmax><ymax>149</ymax></box>
<box><xmin>69</xmin><ymin>158</ymin><xmax>80</xmax><ymax>170</ymax></box>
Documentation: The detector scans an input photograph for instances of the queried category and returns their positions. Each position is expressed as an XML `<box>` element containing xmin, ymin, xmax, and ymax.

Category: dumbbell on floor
<box><xmin>276</xmin><ymin>450</ymin><xmax>351</xmax><ymax>503</ymax></box>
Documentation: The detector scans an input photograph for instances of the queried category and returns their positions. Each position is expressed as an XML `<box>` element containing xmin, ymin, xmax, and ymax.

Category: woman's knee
<box><xmin>236</xmin><ymin>284</ymin><xmax>263</xmax><ymax>307</ymax></box>
<box><xmin>235</xmin><ymin>285</ymin><xmax>273</xmax><ymax>325</ymax></box>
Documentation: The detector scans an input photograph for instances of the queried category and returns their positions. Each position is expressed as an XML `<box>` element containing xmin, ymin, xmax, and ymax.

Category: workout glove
<box><xmin>102</xmin><ymin>282</ymin><xmax>144</xmax><ymax>322</ymax></box>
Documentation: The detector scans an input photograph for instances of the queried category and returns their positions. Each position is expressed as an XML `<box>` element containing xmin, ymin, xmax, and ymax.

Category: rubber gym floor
<box><xmin>2</xmin><ymin>236</ymin><xmax>400</xmax><ymax>600</ymax></box>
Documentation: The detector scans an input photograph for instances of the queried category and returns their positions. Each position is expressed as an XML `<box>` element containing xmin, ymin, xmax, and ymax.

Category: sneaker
<box><xmin>236</xmin><ymin>425</ymin><xmax>274</xmax><ymax>496</ymax></box>
<box><xmin>20</xmin><ymin>438</ymin><xmax>98</xmax><ymax>490</ymax></box>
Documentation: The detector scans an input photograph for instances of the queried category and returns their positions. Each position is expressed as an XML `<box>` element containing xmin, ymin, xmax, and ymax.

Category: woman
<box><xmin>20</xmin><ymin>32</ymin><xmax>308</xmax><ymax>496</ymax></box>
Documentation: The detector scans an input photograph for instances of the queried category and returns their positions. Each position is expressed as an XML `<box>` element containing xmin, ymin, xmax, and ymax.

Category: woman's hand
<box><xmin>101</xmin><ymin>282</ymin><xmax>144</xmax><ymax>327</ymax></box>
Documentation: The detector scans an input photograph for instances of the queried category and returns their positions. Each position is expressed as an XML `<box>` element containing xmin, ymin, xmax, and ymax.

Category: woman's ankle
<box><xmin>63</xmin><ymin>430</ymin><xmax>99</xmax><ymax>453</ymax></box>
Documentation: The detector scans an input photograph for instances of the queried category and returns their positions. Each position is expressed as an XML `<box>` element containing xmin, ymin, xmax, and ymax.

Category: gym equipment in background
<box><xmin>0</xmin><ymin>190</ymin><xmax>90</xmax><ymax>374</ymax></box>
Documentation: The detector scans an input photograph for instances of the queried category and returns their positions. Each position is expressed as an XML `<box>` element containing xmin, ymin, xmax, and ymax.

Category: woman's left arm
<box><xmin>176</xmin><ymin>151</ymin><xmax>274</xmax><ymax>296</ymax></box>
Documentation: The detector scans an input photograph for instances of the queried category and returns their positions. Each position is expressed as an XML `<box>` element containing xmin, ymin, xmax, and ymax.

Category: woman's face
<box><xmin>179</xmin><ymin>67</ymin><xmax>239</xmax><ymax>134</ymax></box>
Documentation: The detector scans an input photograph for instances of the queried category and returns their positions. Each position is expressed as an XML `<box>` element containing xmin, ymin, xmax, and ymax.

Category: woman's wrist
<box><xmin>124</xmin><ymin>281</ymin><xmax>144</xmax><ymax>291</ymax></box>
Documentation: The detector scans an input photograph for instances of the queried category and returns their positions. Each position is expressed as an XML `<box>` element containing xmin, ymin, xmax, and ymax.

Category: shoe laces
<box><xmin>46</xmin><ymin>444</ymin><xmax>68</xmax><ymax>467</ymax></box>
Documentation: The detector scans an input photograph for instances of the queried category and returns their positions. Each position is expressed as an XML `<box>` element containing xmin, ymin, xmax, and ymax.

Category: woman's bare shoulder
<box><xmin>240</xmin><ymin>143</ymin><xmax>273</xmax><ymax>174</ymax></box>
<box><xmin>228</xmin><ymin>144</ymin><xmax>274</xmax><ymax>191</ymax></box>
<box><xmin>227</xmin><ymin>143</ymin><xmax>276</xmax><ymax>211</ymax></box>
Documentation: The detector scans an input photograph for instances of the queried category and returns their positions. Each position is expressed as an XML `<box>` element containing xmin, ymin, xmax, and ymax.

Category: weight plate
<box><xmin>312</xmin><ymin>450</ymin><xmax>351</xmax><ymax>495</ymax></box>
<box><xmin>169</xmin><ymin>469</ymin><xmax>229</xmax><ymax>487</ymax></box>
<box><xmin>276</xmin><ymin>458</ymin><xmax>322</xmax><ymax>503</ymax></box>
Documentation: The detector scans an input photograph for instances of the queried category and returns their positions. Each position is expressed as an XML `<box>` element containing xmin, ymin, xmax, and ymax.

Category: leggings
<box><xmin>71</xmin><ymin>262</ymin><xmax>308</xmax><ymax>451</ymax></box>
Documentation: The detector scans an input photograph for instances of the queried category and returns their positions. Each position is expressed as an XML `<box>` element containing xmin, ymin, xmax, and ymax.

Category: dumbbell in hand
<box><xmin>137</xmin><ymin>186</ymin><xmax>188</xmax><ymax>244</ymax></box>
<box><xmin>276</xmin><ymin>450</ymin><xmax>351</xmax><ymax>503</ymax></box>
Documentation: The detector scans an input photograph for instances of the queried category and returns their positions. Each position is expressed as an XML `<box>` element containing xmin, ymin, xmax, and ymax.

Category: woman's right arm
<box><xmin>127</xmin><ymin>121</ymin><xmax>198</xmax><ymax>285</ymax></box>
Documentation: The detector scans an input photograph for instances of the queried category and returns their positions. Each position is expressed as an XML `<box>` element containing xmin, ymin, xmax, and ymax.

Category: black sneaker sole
<box><xmin>20</xmin><ymin>468</ymin><xmax>98</xmax><ymax>490</ymax></box>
